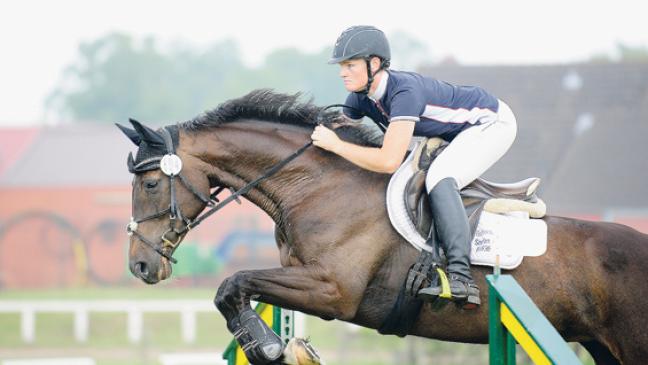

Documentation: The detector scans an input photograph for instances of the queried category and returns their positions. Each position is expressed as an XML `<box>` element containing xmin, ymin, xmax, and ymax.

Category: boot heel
<box><xmin>462</xmin><ymin>294</ymin><xmax>481</xmax><ymax>310</ymax></box>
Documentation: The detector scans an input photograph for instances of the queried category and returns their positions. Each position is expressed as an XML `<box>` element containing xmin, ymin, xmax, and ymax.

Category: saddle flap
<box><xmin>405</xmin><ymin>170</ymin><xmax>431</xmax><ymax>231</ymax></box>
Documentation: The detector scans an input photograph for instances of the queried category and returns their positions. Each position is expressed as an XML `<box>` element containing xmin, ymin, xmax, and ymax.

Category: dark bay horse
<box><xmin>119</xmin><ymin>90</ymin><xmax>648</xmax><ymax>365</ymax></box>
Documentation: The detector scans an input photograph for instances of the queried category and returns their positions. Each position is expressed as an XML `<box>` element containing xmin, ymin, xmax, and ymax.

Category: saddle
<box><xmin>404</xmin><ymin>138</ymin><xmax>546</xmax><ymax>240</ymax></box>
<box><xmin>379</xmin><ymin>140</ymin><xmax>547</xmax><ymax>337</ymax></box>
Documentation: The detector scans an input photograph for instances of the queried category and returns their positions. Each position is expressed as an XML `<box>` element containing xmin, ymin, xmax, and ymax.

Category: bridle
<box><xmin>126</xmin><ymin>126</ymin><xmax>313</xmax><ymax>264</ymax></box>
<box><xmin>126</xmin><ymin>104</ymin><xmax>377</xmax><ymax>264</ymax></box>
<box><xmin>126</xmin><ymin>127</ymin><xmax>213</xmax><ymax>264</ymax></box>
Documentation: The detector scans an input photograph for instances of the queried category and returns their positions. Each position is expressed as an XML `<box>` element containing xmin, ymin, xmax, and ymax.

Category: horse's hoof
<box><xmin>282</xmin><ymin>337</ymin><xmax>324</xmax><ymax>365</ymax></box>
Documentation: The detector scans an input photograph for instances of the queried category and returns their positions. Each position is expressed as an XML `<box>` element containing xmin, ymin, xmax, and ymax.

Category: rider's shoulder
<box><xmin>344</xmin><ymin>92</ymin><xmax>375</xmax><ymax>114</ymax></box>
<box><xmin>386</xmin><ymin>69</ymin><xmax>430</xmax><ymax>94</ymax></box>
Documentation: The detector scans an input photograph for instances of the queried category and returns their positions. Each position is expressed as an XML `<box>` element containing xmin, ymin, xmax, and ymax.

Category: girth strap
<box><xmin>378</xmin><ymin>248</ymin><xmax>438</xmax><ymax>337</ymax></box>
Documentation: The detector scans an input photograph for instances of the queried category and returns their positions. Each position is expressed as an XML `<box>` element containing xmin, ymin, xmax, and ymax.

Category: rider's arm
<box><xmin>326</xmin><ymin>120</ymin><xmax>415</xmax><ymax>174</ymax></box>
<box><xmin>313</xmin><ymin>86</ymin><xmax>422</xmax><ymax>173</ymax></box>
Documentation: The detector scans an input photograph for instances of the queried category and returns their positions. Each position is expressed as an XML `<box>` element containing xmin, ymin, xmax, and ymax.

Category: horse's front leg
<box><xmin>214</xmin><ymin>264</ymin><xmax>360</xmax><ymax>364</ymax></box>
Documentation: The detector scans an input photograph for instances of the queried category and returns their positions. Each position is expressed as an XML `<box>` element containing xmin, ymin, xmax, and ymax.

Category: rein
<box><xmin>126</xmin><ymin>104</ymin><xmax>370</xmax><ymax>264</ymax></box>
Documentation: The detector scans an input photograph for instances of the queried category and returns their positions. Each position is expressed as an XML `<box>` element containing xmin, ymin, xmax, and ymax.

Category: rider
<box><xmin>311</xmin><ymin>25</ymin><xmax>517</xmax><ymax>309</ymax></box>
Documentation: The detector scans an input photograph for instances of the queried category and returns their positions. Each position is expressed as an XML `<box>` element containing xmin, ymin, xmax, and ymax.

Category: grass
<box><xmin>0</xmin><ymin>288</ymin><xmax>595</xmax><ymax>364</ymax></box>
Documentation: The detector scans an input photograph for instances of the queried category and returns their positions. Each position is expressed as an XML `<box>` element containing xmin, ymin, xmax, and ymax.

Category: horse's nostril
<box><xmin>135</xmin><ymin>261</ymin><xmax>149</xmax><ymax>277</ymax></box>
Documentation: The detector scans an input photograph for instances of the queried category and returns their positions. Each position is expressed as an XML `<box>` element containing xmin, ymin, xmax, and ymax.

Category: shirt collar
<box><xmin>368</xmin><ymin>70</ymin><xmax>389</xmax><ymax>102</ymax></box>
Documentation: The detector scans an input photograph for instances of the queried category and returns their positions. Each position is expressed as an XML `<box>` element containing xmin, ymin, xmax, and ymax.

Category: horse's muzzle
<box><xmin>130</xmin><ymin>259</ymin><xmax>170</xmax><ymax>284</ymax></box>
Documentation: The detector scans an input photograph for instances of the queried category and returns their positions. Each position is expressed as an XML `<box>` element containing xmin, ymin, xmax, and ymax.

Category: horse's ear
<box><xmin>129</xmin><ymin>118</ymin><xmax>164</xmax><ymax>146</ymax></box>
<box><xmin>127</xmin><ymin>151</ymin><xmax>136</xmax><ymax>173</ymax></box>
<box><xmin>115</xmin><ymin>123</ymin><xmax>141</xmax><ymax>146</ymax></box>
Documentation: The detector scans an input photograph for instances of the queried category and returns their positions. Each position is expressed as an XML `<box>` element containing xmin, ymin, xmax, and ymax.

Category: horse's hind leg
<box><xmin>581</xmin><ymin>341</ymin><xmax>621</xmax><ymax>365</ymax></box>
<box><xmin>214</xmin><ymin>264</ymin><xmax>365</xmax><ymax>365</ymax></box>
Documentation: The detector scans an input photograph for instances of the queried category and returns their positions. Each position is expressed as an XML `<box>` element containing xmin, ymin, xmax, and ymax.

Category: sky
<box><xmin>1</xmin><ymin>0</ymin><xmax>647</xmax><ymax>126</ymax></box>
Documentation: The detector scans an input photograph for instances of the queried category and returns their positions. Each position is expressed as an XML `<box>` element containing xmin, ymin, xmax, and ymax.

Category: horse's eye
<box><xmin>145</xmin><ymin>180</ymin><xmax>158</xmax><ymax>190</ymax></box>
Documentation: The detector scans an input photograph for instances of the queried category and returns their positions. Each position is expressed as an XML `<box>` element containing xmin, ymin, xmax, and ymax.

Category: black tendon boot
<box><xmin>417</xmin><ymin>177</ymin><xmax>481</xmax><ymax>309</ymax></box>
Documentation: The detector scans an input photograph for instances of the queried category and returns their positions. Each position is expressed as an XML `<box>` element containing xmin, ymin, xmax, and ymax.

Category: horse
<box><xmin>118</xmin><ymin>89</ymin><xmax>648</xmax><ymax>365</ymax></box>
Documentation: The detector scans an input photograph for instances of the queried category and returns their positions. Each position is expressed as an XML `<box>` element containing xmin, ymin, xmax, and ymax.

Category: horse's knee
<box><xmin>218</xmin><ymin>271</ymin><xmax>250</xmax><ymax>293</ymax></box>
<box><xmin>214</xmin><ymin>273</ymin><xmax>255</xmax><ymax>325</ymax></box>
<box><xmin>222</xmin><ymin>270</ymin><xmax>253</xmax><ymax>298</ymax></box>
<box><xmin>214</xmin><ymin>277</ymin><xmax>233</xmax><ymax>311</ymax></box>
<box><xmin>214</xmin><ymin>273</ymin><xmax>248</xmax><ymax>310</ymax></box>
<box><xmin>232</xmin><ymin>270</ymin><xmax>253</xmax><ymax>287</ymax></box>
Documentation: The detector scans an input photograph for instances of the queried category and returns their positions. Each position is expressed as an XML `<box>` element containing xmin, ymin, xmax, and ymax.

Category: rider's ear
<box><xmin>129</xmin><ymin>118</ymin><xmax>165</xmax><ymax>146</ymax></box>
<box><xmin>370</xmin><ymin>56</ymin><xmax>382</xmax><ymax>72</ymax></box>
<box><xmin>116</xmin><ymin>123</ymin><xmax>142</xmax><ymax>146</ymax></box>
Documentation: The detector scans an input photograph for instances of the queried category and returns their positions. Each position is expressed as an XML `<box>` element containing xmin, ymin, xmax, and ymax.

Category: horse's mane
<box><xmin>179</xmin><ymin>89</ymin><xmax>382</xmax><ymax>147</ymax></box>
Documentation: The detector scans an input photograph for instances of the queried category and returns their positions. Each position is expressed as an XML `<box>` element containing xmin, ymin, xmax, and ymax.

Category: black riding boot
<box><xmin>417</xmin><ymin>177</ymin><xmax>480</xmax><ymax>309</ymax></box>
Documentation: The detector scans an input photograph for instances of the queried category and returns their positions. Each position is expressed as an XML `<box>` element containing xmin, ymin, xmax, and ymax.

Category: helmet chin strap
<box><xmin>356</xmin><ymin>57</ymin><xmax>388</xmax><ymax>95</ymax></box>
<box><xmin>362</xmin><ymin>57</ymin><xmax>374</xmax><ymax>94</ymax></box>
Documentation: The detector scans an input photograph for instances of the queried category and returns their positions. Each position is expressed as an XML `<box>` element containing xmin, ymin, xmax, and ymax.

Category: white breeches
<box><xmin>425</xmin><ymin>99</ymin><xmax>517</xmax><ymax>192</ymax></box>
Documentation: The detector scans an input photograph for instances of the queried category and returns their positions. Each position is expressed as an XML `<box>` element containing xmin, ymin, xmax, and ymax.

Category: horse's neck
<box><xmin>182</xmin><ymin>122</ymin><xmax>330</xmax><ymax>224</ymax></box>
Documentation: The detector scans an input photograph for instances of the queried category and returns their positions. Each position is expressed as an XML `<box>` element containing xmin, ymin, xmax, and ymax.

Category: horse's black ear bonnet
<box><xmin>116</xmin><ymin>119</ymin><xmax>180</xmax><ymax>174</ymax></box>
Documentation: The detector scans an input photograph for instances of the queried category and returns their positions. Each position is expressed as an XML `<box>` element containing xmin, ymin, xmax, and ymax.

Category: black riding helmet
<box><xmin>329</xmin><ymin>25</ymin><xmax>391</xmax><ymax>94</ymax></box>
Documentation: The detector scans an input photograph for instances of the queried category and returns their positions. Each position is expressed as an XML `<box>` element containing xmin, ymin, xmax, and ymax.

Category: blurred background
<box><xmin>1</xmin><ymin>1</ymin><xmax>647</xmax><ymax>364</ymax></box>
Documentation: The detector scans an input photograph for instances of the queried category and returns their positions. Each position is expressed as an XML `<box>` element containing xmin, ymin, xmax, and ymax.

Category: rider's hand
<box><xmin>311</xmin><ymin>125</ymin><xmax>342</xmax><ymax>153</ymax></box>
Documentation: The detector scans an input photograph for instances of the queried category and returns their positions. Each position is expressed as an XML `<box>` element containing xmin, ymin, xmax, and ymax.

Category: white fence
<box><xmin>158</xmin><ymin>352</ymin><xmax>226</xmax><ymax>365</ymax></box>
<box><xmin>0</xmin><ymin>300</ymin><xmax>214</xmax><ymax>344</ymax></box>
<box><xmin>0</xmin><ymin>300</ymin><xmax>306</xmax><ymax>345</ymax></box>
<box><xmin>1</xmin><ymin>353</ymin><xmax>227</xmax><ymax>365</ymax></box>
<box><xmin>1</xmin><ymin>359</ymin><xmax>95</xmax><ymax>365</ymax></box>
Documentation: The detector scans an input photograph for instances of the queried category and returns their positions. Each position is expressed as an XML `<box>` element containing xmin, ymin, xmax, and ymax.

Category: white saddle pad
<box><xmin>386</xmin><ymin>146</ymin><xmax>547</xmax><ymax>270</ymax></box>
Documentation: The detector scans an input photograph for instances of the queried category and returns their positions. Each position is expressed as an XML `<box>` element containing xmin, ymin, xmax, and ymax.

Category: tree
<box><xmin>617</xmin><ymin>43</ymin><xmax>648</xmax><ymax>62</ymax></box>
<box><xmin>46</xmin><ymin>33</ymin><xmax>346</xmax><ymax>124</ymax></box>
<box><xmin>588</xmin><ymin>42</ymin><xmax>648</xmax><ymax>63</ymax></box>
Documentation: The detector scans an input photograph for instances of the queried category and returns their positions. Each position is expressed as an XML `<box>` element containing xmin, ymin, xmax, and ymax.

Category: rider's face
<box><xmin>339</xmin><ymin>59</ymin><xmax>369</xmax><ymax>92</ymax></box>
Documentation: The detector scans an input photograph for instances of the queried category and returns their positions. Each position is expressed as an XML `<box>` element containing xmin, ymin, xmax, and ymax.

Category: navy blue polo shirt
<box><xmin>343</xmin><ymin>70</ymin><xmax>500</xmax><ymax>141</ymax></box>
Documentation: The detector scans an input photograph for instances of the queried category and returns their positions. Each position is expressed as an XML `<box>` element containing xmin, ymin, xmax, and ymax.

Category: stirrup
<box><xmin>417</xmin><ymin>267</ymin><xmax>452</xmax><ymax>301</ymax></box>
<box><xmin>418</xmin><ymin>273</ymin><xmax>481</xmax><ymax>309</ymax></box>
